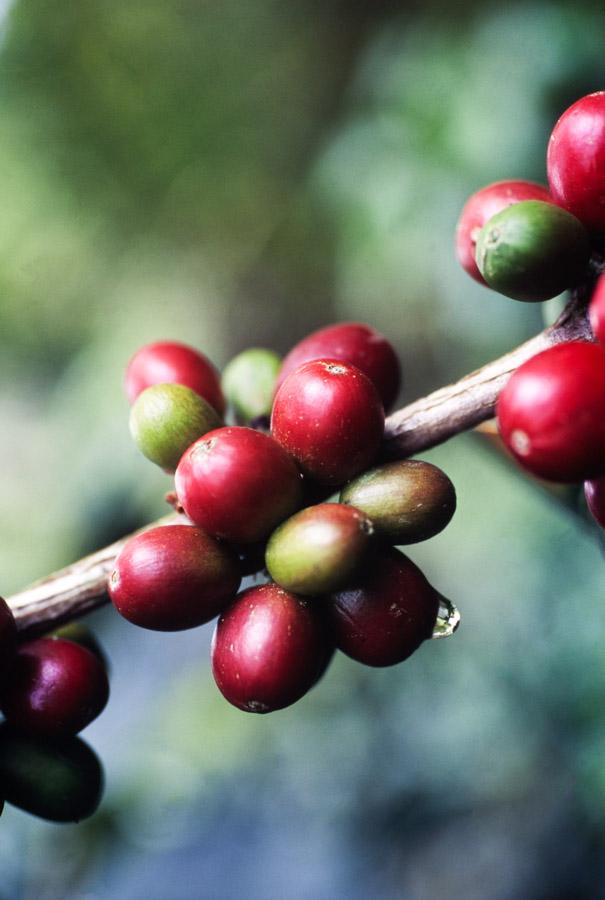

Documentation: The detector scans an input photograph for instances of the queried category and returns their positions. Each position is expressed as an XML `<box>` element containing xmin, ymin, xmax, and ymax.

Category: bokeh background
<box><xmin>1</xmin><ymin>1</ymin><xmax>605</xmax><ymax>898</ymax></box>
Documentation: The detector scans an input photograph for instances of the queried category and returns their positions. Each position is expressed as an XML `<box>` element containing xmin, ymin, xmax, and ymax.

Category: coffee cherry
<box><xmin>277</xmin><ymin>322</ymin><xmax>401</xmax><ymax>411</ymax></box>
<box><xmin>129</xmin><ymin>383</ymin><xmax>222</xmax><ymax>472</ymax></box>
<box><xmin>340</xmin><ymin>459</ymin><xmax>456</xmax><ymax>544</ymax></box>
<box><xmin>271</xmin><ymin>360</ymin><xmax>385</xmax><ymax>487</ymax></box>
<box><xmin>108</xmin><ymin>525</ymin><xmax>241</xmax><ymax>631</ymax></box>
<box><xmin>175</xmin><ymin>426</ymin><xmax>303</xmax><ymax>543</ymax></box>
<box><xmin>589</xmin><ymin>274</ymin><xmax>605</xmax><ymax>344</ymax></box>
<box><xmin>265</xmin><ymin>503</ymin><xmax>374</xmax><ymax>596</ymax></box>
<box><xmin>547</xmin><ymin>92</ymin><xmax>605</xmax><ymax>232</ymax></box>
<box><xmin>475</xmin><ymin>201</ymin><xmax>591</xmax><ymax>302</ymax></box>
<box><xmin>212</xmin><ymin>583</ymin><xmax>331</xmax><ymax>713</ymax></box>
<box><xmin>0</xmin><ymin>724</ymin><xmax>103</xmax><ymax>823</ymax></box>
<box><xmin>222</xmin><ymin>348</ymin><xmax>281</xmax><ymax>425</ymax></box>
<box><xmin>328</xmin><ymin>547</ymin><xmax>440</xmax><ymax>667</ymax></box>
<box><xmin>456</xmin><ymin>180</ymin><xmax>554</xmax><ymax>285</ymax></box>
<box><xmin>125</xmin><ymin>340</ymin><xmax>225</xmax><ymax>414</ymax></box>
<box><xmin>497</xmin><ymin>341</ymin><xmax>605</xmax><ymax>482</ymax></box>
<box><xmin>585</xmin><ymin>476</ymin><xmax>605</xmax><ymax>528</ymax></box>
<box><xmin>0</xmin><ymin>638</ymin><xmax>109</xmax><ymax>738</ymax></box>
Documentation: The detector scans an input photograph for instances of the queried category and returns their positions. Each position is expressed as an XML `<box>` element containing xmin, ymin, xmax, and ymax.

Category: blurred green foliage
<box><xmin>1</xmin><ymin>1</ymin><xmax>605</xmax><ymax>898</ymax></box>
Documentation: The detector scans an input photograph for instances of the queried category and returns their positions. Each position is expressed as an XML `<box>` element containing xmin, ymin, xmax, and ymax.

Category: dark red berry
<box><xmin>547</xmin><ymin>92</ymin><xmax>605</xmax><ymax>232</ymax></box>
<box><xmin>125</xmin><ymin>341</ymin><xmax>225</xmax><ymax>414</ymax></box>
<box><xmin>456</xmin><ymin>180</ymin><xmax>554</xmax><ymax>285</ymax></box>
<box><xmin>585</xmin><ymin>476</ymin><xmax>605</xmax><ymax>528</ymax></box>
<box><xmin>175</xmin><ymin>426</ymin><xmax>303</xmax><ymax>543</ymax></box>
<box><xmin>271</xmin><ymin>359</ymin><xmax>385</xmax><ymax>487</ymax></box>
<box><xmin>497</xmin><ymin>341</ymin><xmax>605</xmax><ymax>482</ymax></box>
<box><xmin>277</xmin><ymin>322</ymin><xmax>401</xmax><ymax>411</ymax></box>
<box><xmin>211</xmin><ymin>583</ymin><xmax>332</xmax><ymax>713</ymax></box>
<box><xmin>108</xmin><ymin>525</ymin><xmax>241</xmax><ymax>631</ymax></box>
<box><xmin>328</xmin><ymin>547</ymin><xmax>440</xmax><ymax>667</ymax></box>
<box><xmin>0</xmin><ymin>638</ymin><xmax>109</xmax><ymax>738</ymax></box>
<box><xmin>589</xmin><ymin>274</ymin><xmax>605</xmax><ymax>344</ymax></box>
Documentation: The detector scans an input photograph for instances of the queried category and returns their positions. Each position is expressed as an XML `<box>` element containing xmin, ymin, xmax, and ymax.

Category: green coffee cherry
<box><xmin>0</xmin><ymin>724</ymin><xmax>103</xmax><ymax>822</ymax></box>
<box><xmin>340</xmin><ymin>459</ymin><xmax>456</xmax><ymax>544</ymax></box>
<box><xmin>475</xmin><ymin>200</ymin><xmax>591</xmax><ymax>302</ymax></box>
<box><xmin>265</xmin><ymin>502</ymin><xmax>374</xmax><ymax>595</ymax></box>
<box><xmin>129</xmin><ymin>382</ymin><xmax>221</xmax><ymax>472</ymax></box>
<box><xmin>222</xmin><ymin>348</ymin><xmax>281</xmax><ymax>424</ymax></box>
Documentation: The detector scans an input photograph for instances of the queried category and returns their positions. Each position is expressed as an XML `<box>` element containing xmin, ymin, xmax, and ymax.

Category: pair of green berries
<box><xmin>475</xmin><ymin>200</ymin><xmax>592</xmax><ymax>303</ymax></box>
<box><xmin>129</xmin><ymin>347</ymin><xmax>281</xmax><ymax>472</ymax></box>
<box><xmin>264</xmin><ymin>459</ymin><xmax>456</xmax><ymax>596</ymax></box>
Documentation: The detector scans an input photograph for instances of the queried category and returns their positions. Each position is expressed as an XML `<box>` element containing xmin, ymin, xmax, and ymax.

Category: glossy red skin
<box><xmin>175</xmin><ymin>426</ymin><xmax>303</xmax><ymax>544</ymax></box>
<box><xmin>585</xmin><ymin>476</ymin><xmax>605</xmax><ymax>528</ymax></box>
<box><xmin>211</xmin><ymin>583</ymin><xmax>332</xmax><ymax>713</ymax></box>
<box><xmin>328</xmin><ymin>548</ymin><xmax>439</xmax><ymax>667</ymax></box>
<box><xmin>456</xmin><ymin>180</ymin><xmax>554</xmax><ymax>285</ymax></box>
<box><xmin>125</xmin><ymin>341</ymin><xmax>225</xmax><ymax>414</ymax></box>
<box><xmin>497</xmin><ymin>341</ymin><xmax>605</xmax><ymax>482</ymax></box>
<box><xmin>548</xmin><ymin>92</ymin><xmax>605</xmax><ymax>232</ymax></box>
<box><xmin>277</xmin><ymin>322</ymin><xmax>401</xmax><ymax>411</ymax></box>
<box><xmin>589</xmin><ymin>274</ymin><xmax>605</xmax><ymax>344</ymax></box>
<box><xmin>108</xmin><ymin>525</ymin><xmax>241</xmax><ymax>631</ymax></box>
<box><xmin>0</xmin><ymin>638</ymin><xmax>109</xmax><ymax>738</ymax></box>
<box><xmin>271</xmin><ymin>359</ymin><xmax>385</xmax><ymax>487</ymax></box>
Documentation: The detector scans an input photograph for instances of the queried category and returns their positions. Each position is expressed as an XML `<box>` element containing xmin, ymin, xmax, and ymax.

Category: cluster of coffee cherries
<box><xmin>0</xmin><ymin>605</ymin><xmax>108</xmax><ymax>820</ymax></box>
<box><xmin>456</xmin><ymin>90</ymin><xmax>605</xmax><ymax>519</ymax></box>
<box><xmin>110</xmin><ymin>322</ymin><xmax>458</xmax><ymax>714</ymax></box>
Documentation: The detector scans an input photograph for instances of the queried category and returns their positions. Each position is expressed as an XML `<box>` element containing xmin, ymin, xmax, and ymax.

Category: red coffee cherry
<box><xmin>497</xmin><ymin>341</ymin><xmax>605</xmax><ymax>482</ymax></box>
<box><xmin>175</xmin><ymin>426</ymin><xmax>303</xmax><ymax>543</ymax></box>
<box><xmin>108</xmin><ymin>525</ymin><xmax>241</xmax><ymax>631</ymax></box>
<box><xmin>277</xmin><ymin>322</ymin><xmax>401</xmax><ymax>411</ymax></box>
<box><xmin>328</xmin><ymin>547</ymin><xmax>440</xmax><ymax>667</ymax></box>
<box><xmin>456</xmin><ymin>180</ymin><xmax>554</xmax><ymax>285</ymax></box>
<box><xmin>0</xmin><ymin>638</ymin><xmax>109</xmax><ymax>738</ymax></box>
<box><xmin>271</xmin><ymin>359</ymin><xmax>385</xmax><ymax>487</ymax></box>
<box><xmin>585</xmin><ymin>476</ymin><xmax>605</xmax><ymax>528</ymax></box>
<box><xmin>125</xmin><ymin>340</ymin><xmax>225</xmax><ymax>415</ymax></box>
<box><xmin>547</xmin><ymin>92</ymin><xmax>605</xmax><ymax>232</ymax></box>
<box><xmin>211</xmin><ymin>583</ymin><xmax>332</xmax><ymax>713</ymax></box>
<box><xmin>589</xmin><ymin>274</ymin><xmax>605</xmax><ymax>344</ymax></box>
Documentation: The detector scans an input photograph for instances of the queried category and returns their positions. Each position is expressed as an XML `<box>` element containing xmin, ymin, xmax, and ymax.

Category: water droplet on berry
<box><xmin>431</xmin><ymin>595</ymin><xmax>461</xmax><ymax>640</ymax></box>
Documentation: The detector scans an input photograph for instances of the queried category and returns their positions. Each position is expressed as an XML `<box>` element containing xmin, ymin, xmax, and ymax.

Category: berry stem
<box><xmin>383</xmin><ymin>290</ymin><xmax>591</xmax><ymax>457</ymax></box>
<box><xmin>5</xmin><ymin>293</ymin><xmax>593</xmax><ymax>637</ymax></box>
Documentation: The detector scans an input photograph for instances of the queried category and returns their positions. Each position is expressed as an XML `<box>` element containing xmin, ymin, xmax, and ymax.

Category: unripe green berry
<box><xmin>0</xmin><ymin>723</ymin><xmax>103</xmax><ymax>822</ymax></box>
<box><xmin>340</xmin><ymin>460</ymin><xmax>456</xmax><ymax>544</ymax></box>
<box><xmin>222</xmin><ymin>348</ymin><xmax>281</xmax><ymax>424</ymax></box>
<box><xmin>475</xmin><ymin>200</ymin><xmax>591</xmax><ymax>302</ymax></box>
<box><xmin>129</xmin><ymin>383</ymin><xmax>222</xmax><ymax>472</ymax></box>
<box><xmin>265</xmin><ymin>502</ymin><xmax>374</xmax><ymax>596</ymax></box>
